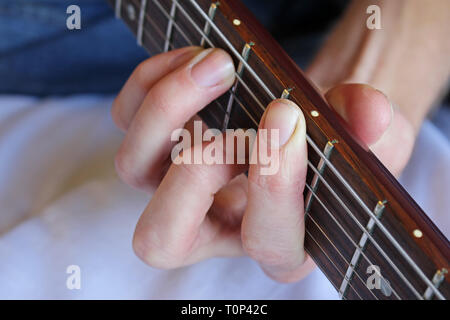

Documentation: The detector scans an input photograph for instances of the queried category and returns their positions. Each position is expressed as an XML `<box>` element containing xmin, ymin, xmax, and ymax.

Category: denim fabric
<box><xmin>0</xmin><ymin>0</ymin><xmax>347</xmax><ymax>96</ymax></box>
<box><xmin>0</xmin><ymin>0</ymin><xmax>148</xmax><ymax>95</ymax></box>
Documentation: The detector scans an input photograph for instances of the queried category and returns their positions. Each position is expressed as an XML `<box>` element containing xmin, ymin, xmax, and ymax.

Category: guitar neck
<box><xmin>108</xmin><ymin>0</ymin><xmax>450</xmax><ymax>300</ymax></box>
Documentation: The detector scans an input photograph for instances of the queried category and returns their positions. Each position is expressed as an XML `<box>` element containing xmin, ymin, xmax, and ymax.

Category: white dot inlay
<box><xmin>311</xmin><ymin>110</ymin><xmax>319</xmax><ymax>117</ymax></box>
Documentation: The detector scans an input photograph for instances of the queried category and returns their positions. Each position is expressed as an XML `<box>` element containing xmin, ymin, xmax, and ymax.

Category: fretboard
<box><xmin>108</xmin><ymin>0</ymin><xmax>450</xmax><ymax>300</ymax></box>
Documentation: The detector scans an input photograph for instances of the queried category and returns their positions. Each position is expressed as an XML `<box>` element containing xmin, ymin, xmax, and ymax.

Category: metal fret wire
<box><xmin>307</xmin><ymin>140</ymin><xmax>442</xmax><ymax>299</ymax></box>
<box><xmin>305</xmin><ymin>183</ymin><xmax>400</xmax><ymax>299</ymax></box>
<box><xmin>305</xmin><ymin>228</ymin><xmax>362</xmax><ymax>300</ymax></box>
<box><xmin>140</xmin><ymin>0</ymin><xmax>266</xmax><ymax>128</ymax></box>
<box><xmin>115</xmin><ymin>0</ymin><xmax>122</xmax><ymax>18</ymax></box>
<box><xmin>164</xmin><ymin>0</ymin><xmax>178</xmax><ymax>51</ymax></box>
<box><xmin>137</xmin><ymin>0</ymin><xmax>147</xmax><ymax>45</ymax></box>
<box><xmin>306</xmin><ymin>160</ymin><xmax>422</xmax><ymax>298</ymax></box>
<box><xmin>149</xmin><ymin>0</ymin><xmax>267</xmax><ymax>115</ymax></box>
<box><xmin>133</xmin><ymin>4</ymin><xmax>258</xmax><ymax>129</ymax></box>
<box><xmin>186</xmin><ymin>0</ymin><xmax>443</xmax><ymax>299</ymax></box>
<box><xmin>128</xmin><ymin>0</ymin><xmax>367</xmax><ymax>299</ymax></box>
<box><xmin>306</xmin><ymin>211</ymin><xmax>378</xmax><ymax>299</ymax></box>
<box><xmin>124</xmin><ymin>0</ymin><xmax>441</xmax><ymax>299</ymax></box>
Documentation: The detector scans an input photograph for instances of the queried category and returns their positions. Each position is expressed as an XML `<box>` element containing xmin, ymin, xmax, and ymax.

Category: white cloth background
<box><xmin>0</xmin><ymin>95</ymin><xmax>448</xmax><ymax>299</ymax></box>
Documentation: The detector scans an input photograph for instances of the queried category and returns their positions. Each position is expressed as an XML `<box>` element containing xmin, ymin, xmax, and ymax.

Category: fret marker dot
<box><xmin>127</xmin><ymin>4</ymin><xmax>136</xmax><ymax>21</ymax></box>
<box><xmin>233</xmin><ymin>19</ymin><xmax>241</xmax><ymax>26</ymax></box>
<box><xmin>413</xmin><ymin>229</ymin><xmax>423</xmax><ymax>238</ymax></box>
<box><xmin>311</xmin><ymin>110</ymin><xmax>319</xmax><ymax>117</ymax></box>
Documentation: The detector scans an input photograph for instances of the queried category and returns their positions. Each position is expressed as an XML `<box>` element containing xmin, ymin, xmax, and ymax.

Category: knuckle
<box><xmin>249</xmin><ymin>166</ymin><xmax>305</xmax><ymax>202</ymax></box>
<box><xmin>241</xmin><ymin>227</ymin><xmax>302</xmax><ymax>267</ymax></box>
<box><xmin>134</xmin><ymin>59</ymin><xmax>154</xmax><ymax>87</ymax></box>
<box><xmin>241</xmin><ymin>231</ymin><xmax>283</xmax><ymax>266</ymax></box>
<box><xmin>114</xmin><ymin>150</ymin><xmax>147</xmax><ymax>190</ymax></box>
<box><xmin>146</xmin><ymin>88</ymin><xmax>170</xmax><ymax>117</ymax></box>
<box><xmin>177</xmin><ymin>158</ymin><xmax>212</xmax><ymax>185</ymax></box>
<box><xmin>132</xmin><ymin>230</ymin><xmax>187</xmax><ymax>269</ymax></box>
<box><xmin>111</xmin><ymin>97</ymin><xmax>127</xmax><ymax>131</ymax></box>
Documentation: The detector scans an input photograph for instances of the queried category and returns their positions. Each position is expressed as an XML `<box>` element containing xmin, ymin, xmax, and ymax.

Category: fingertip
<box><xmin>189</xmin><ymin>47</ymin><xmax>235</xmax><ymax>88</ymax></box>
<box><xmin>111</xmin><ymin>97</ymin><xmax>128</xmax><ymax>132</ymax></box>
<box><xmin>261</xmin><ymin>99</ymin><xmax>306</xmax><ymax>148</ymax></box>
<box><xmin>325</xmin><ymin>83</ymin><xmax>393</xmax><ymax>146</ymax></box>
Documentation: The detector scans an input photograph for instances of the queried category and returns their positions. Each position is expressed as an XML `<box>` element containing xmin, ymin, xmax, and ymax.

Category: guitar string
<box><xmin>305</xmin><ymin>228</ymin><xmax>362</xmax><ymax>300</ymax></box>
<box><xmin>305</xmin><ymin>183</ymin><xmax>402</xmax><ymax>300</ymax></box>
<box><xmin>131</xmin><ymin>12</ymin><xmax>394</xmax><ymax>300</ymax></box>
<box><xmin>122</xmin><ymin>0</ymin><xmax>436</xmax><ymax>299</ymax></box>
<box><xmin>148</xmin><ymin>0</ymin><xmax>268</xmax><ymax>116</ymax></box>
<box><xmin>135</xmin><ymin>0</ymin><xmax>264</xmax><ymax>126</ymax></box>
<box><xmin>152</xmin><ymin>0</ymin><xmax>423</xmax><ymax>298</ymax></box>
<box><xmin>133</xmin><ymin>16</ymin><xmax>251</xmax><ymax>129</ymax></box>
<box><xmin>306</xmin><ymin>212</ymin><xmax>379</xmax><ymax>300</ymax></box>
<box><xmin>307</xmin><ymin>160</ymin><xmax>422</xmax><ymax>298</ymax></box>
<box><xmin>185</xmin><ymin>0</ymin><xmax>444</xmax><ymax>299</ymax></box>
<box><xmin>307</xmin><ymin>135</ymin><xmax>443</xmax><ymax>299</ymax></box>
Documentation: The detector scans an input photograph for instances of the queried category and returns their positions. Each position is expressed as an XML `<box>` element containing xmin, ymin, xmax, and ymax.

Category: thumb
<box><xmin>325</xmin><ymin>83</ymin><xmax>414</xmax><ymax>177</ymax></box>
<box><xmin>325</xmin><ymin>83</ymin><xmax>392</xmax><ymax>147</ymax></box>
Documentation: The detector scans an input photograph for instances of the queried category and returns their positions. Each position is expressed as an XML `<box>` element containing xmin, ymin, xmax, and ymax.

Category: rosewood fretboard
<box><xmin>108</xmin><ymin>0</ymin><xmax>450</xmax><ymax>300</ymax></box>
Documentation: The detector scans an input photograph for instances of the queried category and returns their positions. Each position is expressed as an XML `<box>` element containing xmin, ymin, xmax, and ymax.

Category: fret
<box><xmin>305</xmin><ymin>182</ymin><xmax>394</xmax><ymax>299</ymax></box>
<box><xmin>137</xmin><ymin>0</ymin><xmax>148</xmax><ymax>46</ymax></box>
<box><xmin>280</xmin><ymin>88</ymin><xmax>291</xmax><ymax>99</ymax></box>
<box><xmin>108</xmin><ymin>0</ymin><xmax>450</xmax><ymax>300</ymax></box>
<box><xmin>122</xmin><ymin>0</ymin><xmax>168</xmax><ymax>53</ymax></box>
<box><xmin>222</xmin><ymin>42</ymin><xmax>253</xmax><ymax>131</ymax></box>
<box><xmin>173</xmin><ymin>0</ymin><xmax>209</xmax><ymax>46</ymax></box>
<box><xmin>424</xmin><ymin>269</ymin><xmax>448</xmax><ymax>300</ymax></box>
<box><xmin>305</xmin><ymin>140</ymin><xmax>336</xmax><ymax>214</ymax></box>
<box><xmin>115</xmin><ymin>0</ymin><xmax>122</xmax><ymax>18</ymax></box>
<box><xmin>226</xmin><ymin>88</ymin><xmax>259</xmax><ymax>128</ymax></box>
<box><xmin>156</xmin><ymin>2</ymin><xmax>190</xmax><ymax>50</ymax></box>
<box><xmin>200</xmin><ymin>2</ymin><xmax>219</xmax><ymax>47</ymax></box>
<box><xmin>141</xmin><ymin>8</ymin><xmax>169</xmax><ymax>52</ymax></box>
<box><xmin>190</xmin><ymin>0</ymin><xmax>276</xmax><ymax>102</ymax></box>
<box><xmin>305</xmin><ymin>226</ymin><xmax>363</xmax><ymax>299</ymax></box>
<box><xmin>362</xmin><ymin>210</ymin><xmax>445</xmax><ymax>299</ymax></box>
<box><xmin>339</xmin><ymin>201</ymin><xmax>387</xmax><ymax>299</ymax></box>
<box><xmin>164</xmin><ymin>0</ymin><xmax>178</xmax><ymax>52</ymax></box>
<box><xmin>310</xmin><ymin>157</ymin><xmax>421</xmax><ymax>299</ymax></box>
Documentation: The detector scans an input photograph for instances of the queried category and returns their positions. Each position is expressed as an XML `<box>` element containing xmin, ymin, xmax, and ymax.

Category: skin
<box><xmin>111</xmin><ymin>0</ymin><xmax>449</xmax><ymax>283</ymax></box>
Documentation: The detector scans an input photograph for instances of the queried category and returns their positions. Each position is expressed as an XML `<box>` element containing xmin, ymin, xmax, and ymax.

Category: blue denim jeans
<box><xmin>0</xmin><ymin>0</ymin><xmax>148</xmax><ymax>95</ymax></box>
<box><xmin>0</xmin><ymin>0</ymin><xmax>348</xmax><ymax>96</ymax></box>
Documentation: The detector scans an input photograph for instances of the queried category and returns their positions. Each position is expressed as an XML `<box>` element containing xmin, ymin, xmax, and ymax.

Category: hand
<box><xmin>111</xmin><ymin>46</ymin><xmax>413</xmax><ymax>282</ymax></box>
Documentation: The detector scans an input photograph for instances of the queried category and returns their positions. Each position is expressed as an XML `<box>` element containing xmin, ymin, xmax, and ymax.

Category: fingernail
<box><xmin>190</xmin><ymin>48</ymin><xmax>235</xmax><ymax>87</ymax></box>
<box><xmin>262</xmin><ymin>100</ymin><xmax>300</xmax><ymax>148</ymax></box>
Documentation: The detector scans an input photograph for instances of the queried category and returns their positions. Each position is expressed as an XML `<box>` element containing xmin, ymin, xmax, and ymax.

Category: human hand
<box><xmin>111</xmin><ymin>46</ymin><xmax>413</xmax><ymax>282</ymax></box>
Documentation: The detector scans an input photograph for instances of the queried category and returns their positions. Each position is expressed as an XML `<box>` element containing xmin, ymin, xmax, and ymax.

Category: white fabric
<box><xmin>0</xmin><ymin>95</ymin><xmax>448</xmax><ymax>299</ymax></box>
